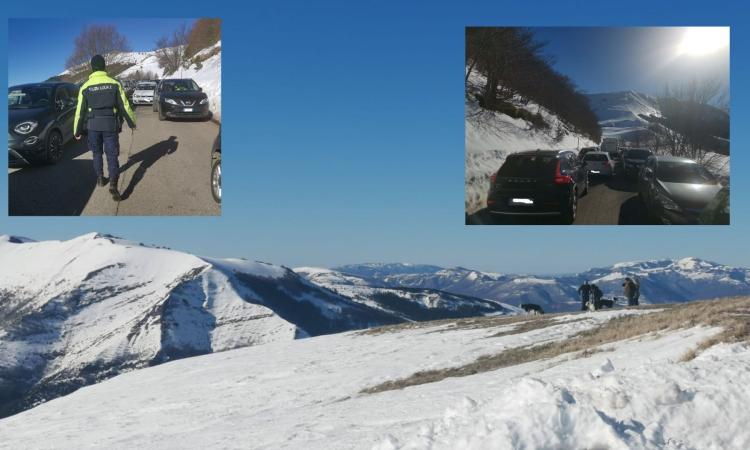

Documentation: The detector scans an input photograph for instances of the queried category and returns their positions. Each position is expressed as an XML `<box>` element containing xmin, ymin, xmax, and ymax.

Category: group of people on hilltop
<box><xmin>577</xmin><ymin>277</ymin><xmax>640</xmax><ymax>311</ymax></box>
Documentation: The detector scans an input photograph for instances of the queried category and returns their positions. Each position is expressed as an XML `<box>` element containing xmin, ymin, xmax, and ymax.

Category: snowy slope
<box><xmin>295</xmin><ymin>267</ymin><xmax>519</xmax><ymax>320</ymax></box>
<box><xmin>586</xmin><ymin>91</ymin><xmax>661</xmax><ymax>138</ymax></box>
<box><xmin>0</xmin><ymin>233</ymin><xmax>400</xmax><ymax>418</ymax></box>
<box><xmin>465</xmin><ymin>70</ymin><xmax>597</xmax><ymax>214</ymax></box>
<box><xmin>339</xmin><ymin>258</ymin><xmax>750</xmax><ymax>313</ymax></box>
<box><xmin>2</xmin><ymin>302</ymin><xmax>747</xmax><ymax>449</ymax></box>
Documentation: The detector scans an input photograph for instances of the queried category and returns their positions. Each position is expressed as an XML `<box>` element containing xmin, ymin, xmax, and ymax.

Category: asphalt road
<box><xmin>467</xmin><ymin>171</ymin><xmax>659</xmax><ymax>225</ymax></box>
<box><xmin>9</xmin><ymin>106</ymin><xmax>220</xmax><ymax>216</ymax></box>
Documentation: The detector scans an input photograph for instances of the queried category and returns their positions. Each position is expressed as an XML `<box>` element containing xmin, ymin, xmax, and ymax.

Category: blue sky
<box><xmin>530</xmin><ymin>27</ymin><xmax>730</xmax><ymax>97</ymax></box>
<box><xmin>8</xmin><ymin>18</ymin><xmax>195</xmax><ymax>85</ymax></box>
<box><xmin>1</xmin><ymin>0</ymin><xmax>748</xmax><ymax>275</ymax></box>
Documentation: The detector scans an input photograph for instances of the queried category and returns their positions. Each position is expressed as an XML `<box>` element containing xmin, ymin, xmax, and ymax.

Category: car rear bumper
<box><xmin>487</xmin><ymin>189</ymin><xmax>569</xmax><ymax>215</ymax></box>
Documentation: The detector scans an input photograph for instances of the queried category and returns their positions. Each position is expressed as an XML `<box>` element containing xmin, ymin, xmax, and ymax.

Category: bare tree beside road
<box><xmin>66</xmin><ymin>25</ymin><xmax>130</xmax><ymax>69</ymax></box>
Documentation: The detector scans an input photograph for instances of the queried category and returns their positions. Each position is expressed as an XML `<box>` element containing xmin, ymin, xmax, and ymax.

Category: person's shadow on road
<box><xmin>119</xmin><ymin>136</ymin><xmax>178</xmax><ymax>200</ymax></box>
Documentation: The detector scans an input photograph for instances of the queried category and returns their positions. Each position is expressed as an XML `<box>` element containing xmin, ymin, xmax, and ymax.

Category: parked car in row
<box><xmin>486</xmin><ymin>149</ymin><xmax>588</xmax><ymax>223</ymax></box>
<box><xmin>132</xmin><ymin>81</ymin><xmax>157</xmax><ymax>106</ymax></box>
<box><xmin>578</xmin><ymin>146</ymin><xmax>599</xmax><ymax>160</ymax></box>
<box><xmin>637</xmin><ymin>155</ymin><xmax>723</xmax><ymax>224</ymax></box>
<box><xmin>583</xmin><ymin>151</ymin><xmax>615</xmax><ymax>177</ymax></box>
<box><xmin>601</xmin><ymin>137</ymin><xmax>620</xmax><ymax>155</ymax></box>
<box><xmin>621</xmin><ymin>148</ymin><xmax>653</xmax><ymax>178</ymax></box>
<box><xmin>8</xmin><ymin>82</ymin><xmax>78</xmax><ymax>166</ymax></box>
<box><xmin>153</xmin><ymin>78</ymin><xmax>210</xmax><ymax>121</ymax></box>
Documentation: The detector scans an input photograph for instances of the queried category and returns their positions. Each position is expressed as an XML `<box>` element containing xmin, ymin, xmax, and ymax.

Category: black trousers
<box><xmin>88</xmin><ymin>130</ymin><xmax>120</xmax><ymax>182</ymax></box>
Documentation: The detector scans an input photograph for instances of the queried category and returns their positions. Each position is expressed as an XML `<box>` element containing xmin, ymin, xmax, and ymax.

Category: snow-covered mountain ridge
<box><xmin>0</xmin><ymin>233</ymin><xmax>398</xmax><ymax>418</ymax></box>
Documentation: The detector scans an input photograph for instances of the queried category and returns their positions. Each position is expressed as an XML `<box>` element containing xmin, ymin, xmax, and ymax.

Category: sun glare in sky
<box><xmin>676</xmin><ymin>27</ymin><xmax>729</xmax><ymax>56</ymax></box>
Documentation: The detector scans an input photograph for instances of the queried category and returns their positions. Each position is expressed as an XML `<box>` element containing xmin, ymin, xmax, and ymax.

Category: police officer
<box><xmin>74</xmin><ymin>54</ymin><xmax>136</xmax><ymax>201</ymax></box>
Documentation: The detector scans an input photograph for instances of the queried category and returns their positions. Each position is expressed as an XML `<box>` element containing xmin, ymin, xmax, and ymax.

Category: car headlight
<box><xmin>200</xmin><ymin>98</ymin><xmax>208</xmax><ymax>105</ymax></box>
<box><xmin>14</xmin><ymin>121</ymin><xmax>38</xmax><ymax>135</ymax></box>
<box><xmin>656</xmin><ymin>190</ymin><xmax>681</xmax><ymax>211</ymax></box>
<box><xmin>165</xmin><ymin>98</ymin><xmax>178</xmax><ymax>105</ymax></box>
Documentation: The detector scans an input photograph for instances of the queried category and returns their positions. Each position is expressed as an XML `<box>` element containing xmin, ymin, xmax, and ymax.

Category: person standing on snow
<box><xmin>623</xmin><ymin>277</ymin><xmax>637</xmax><ymax>306</ymax></box>
<box><xmin>578</xmin><ymin>280</ymin><xmax>592</xmax><ymax>311</ymax></box>
<box><xmin>591</xmin><ymin>283</ymin><xmax>603</xmax><ymax>310</ymax></box>
<box><xmin>632</xmin><ymin>276</ymin><xmax>641</xmax><ymax>305</ymax></box>
<box><xmin>73</xmin><ymin>54</ymin><xmax>136</xmax><ymax>201</ymax></box>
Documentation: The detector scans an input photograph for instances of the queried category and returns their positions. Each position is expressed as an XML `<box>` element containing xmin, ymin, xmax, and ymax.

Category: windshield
<box><xmin>584</xmin><ymin>154</ymin><xmax>608</xmax><ymax>162</ymax></box>
<box><xmin>8</xmin><ymin>86</ymin><xmax>53</xmax><ymax>109</ymax></box>
<box><xmin>625</xmin><ymin>149</ymin><xmax>651</xmax><ymax>159</ymax></box>
<box><xmin>136</xmin><ymin>83</ymin><xmax>155</xmax><ymax>90</ymax></box>
<box><xmin>657</xmin><ymin>162</ymin><xmax>717</xmax><ymax>184</ymax></box>
<box><xmin>161</xmin><ymin>79</ymin><xmax>200</xmax><ymax>92</ymax></box>
<box><xmin>498</xmin><ymin>155</ymin><xmax>557</xmax><ymax>178</ymax></box>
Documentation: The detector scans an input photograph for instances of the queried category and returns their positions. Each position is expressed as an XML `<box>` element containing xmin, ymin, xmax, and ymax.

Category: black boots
<box><xmin>109</xmin><ymin>180</ymin><xmax>121</xmax><ymax>201</ymax></box>
<box><xmin>97</xmin><ymin>176</ymin><xmax>108</xmax><ymax>187</ymax></box>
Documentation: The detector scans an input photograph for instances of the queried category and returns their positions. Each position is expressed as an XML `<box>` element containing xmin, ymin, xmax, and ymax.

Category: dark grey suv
<box><xmin>8</xmin><ymin>82</ymin><xmax>78</xmax><ymax>166</ymax></box>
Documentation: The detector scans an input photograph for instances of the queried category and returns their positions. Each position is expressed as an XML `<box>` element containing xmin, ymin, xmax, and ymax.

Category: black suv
<box><xmin>486</xmin><ymin>150</ymin><xmax>588</xmax><ymax>223</ymax></box>
<box><xmin>152</xmin><ymin>78</ymin><xmax>210</xmax><ymax>121</ymax></box>
<box><xmin>211</xmin><ymin>128</ymin><xmax>221</xmax><ymax>204</ymax></box>
<box><xmin>8</xmin><ymin>82</ymin><xmax>78</xmax><ymax>166</ymax></box>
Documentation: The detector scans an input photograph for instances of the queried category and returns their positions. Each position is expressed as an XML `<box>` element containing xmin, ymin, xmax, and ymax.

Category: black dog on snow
<box><xmin>521</xmin><ymin>303</ymin><xmax>545</xmax><ymax>315</ymax></box>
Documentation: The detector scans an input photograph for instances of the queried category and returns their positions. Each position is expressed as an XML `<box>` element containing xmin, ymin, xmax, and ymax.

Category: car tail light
<box><xmin>490</xmin><ymin>171</ymin><xmax>498</xmax><ymax>184</ymax></box>
<box><xmin>487</xmin><ymin>199</ymin><xmax>495</xmax><ymax>206</ymax></box>
<box><xmin>554</xmin><ymin>160</ymin><xmax>573</xmax><ymax>184</ymax></box>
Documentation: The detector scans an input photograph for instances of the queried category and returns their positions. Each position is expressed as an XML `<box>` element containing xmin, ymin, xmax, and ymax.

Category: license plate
<box><xmin>510</xmin><ymin>198</ymin><xmax>534</xmax><ymax>206</ymax></box>
<box><xmin>183</xmin><ymin>108</ymin><xmax>193</xmax><ymax>112</ymax></box>
<box><xmin>590</xmin><ymin>170</ymin><xmax>600</xmax><ymax>174</ymax></box>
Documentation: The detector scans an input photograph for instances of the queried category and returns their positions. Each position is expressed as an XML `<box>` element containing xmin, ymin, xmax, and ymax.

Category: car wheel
<box><xmin>562</xmin><ymin>191</ymin><xmax>577</xmax><ymax>224</ymax></box>
<box><xmin>582</xmin><ymin>178</ymin><xmax>589</xmax><ymax>196</ymax></box>
<box><xmin>45</xmin><ymin>130</ymin><xmax>64</xmax><ymax>164</ymax></box>
<box><xmin>211</xmin><ymin>155</ymin><xmax>221</xmax><ymax>204</ymax></box>
<box><xmin>158</xmin><ymin>104</ymin><xmax>165</xmax><ymax>121</ymax></box>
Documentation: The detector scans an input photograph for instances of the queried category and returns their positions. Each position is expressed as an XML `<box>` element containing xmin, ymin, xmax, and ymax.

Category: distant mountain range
<box><xmin>2</xmin><ymin>233</ymin><xmax>748</xmax><ymax>418</ymax></box>
<box><xmin>334</xmin><ymin>258</ymin><xmax>750</xmax><ymax>313</ymax></box>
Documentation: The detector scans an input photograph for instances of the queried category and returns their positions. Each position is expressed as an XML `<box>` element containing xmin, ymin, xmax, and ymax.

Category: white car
<box><xmin>131</xmin><ymin>82</ymin><xmax>156</xmax><ymax>105</ymax></box>
<box><xmin>583</xmin><ymin>151</ymin><xmax>615</xmax><ymax>177</ymax></box>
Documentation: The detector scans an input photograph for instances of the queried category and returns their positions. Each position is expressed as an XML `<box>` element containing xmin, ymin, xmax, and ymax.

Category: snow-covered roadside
<box><xmin>465</xmin><ymin>71</ymin><xmax>596</xmax><ymax>214</ymax></box>
<box><xmin>2</xmin><ymin>308</ymin><xmax>735</xmax><ymax>449</ymax></box>
<box><xmin>117</xmin><ymin>42</ymin><xmax>222</xmax><ymax>121</ymax></box>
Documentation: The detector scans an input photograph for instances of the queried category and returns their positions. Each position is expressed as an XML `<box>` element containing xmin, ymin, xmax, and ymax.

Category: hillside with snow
<box><xmin>338</xmin><ymin>258</ymin><xmax>750</xmax><ymax>313</ymax></box>
<box><xmin>0</xmin><ymin>233</ymin><xmax>399</xmax><ymax>418</ymax></box>
<box><xmin>586</xmin><ymin>91</ymin><xmax>661</xmax><ymax>138</ymax></box>
<box><xmin>465</xmin><ymin>70</ymin><xmax>598</xmax><ymax>214</ymax></box>
<box><xmin>2</xmin><ymin>297</ymin><xmax>748</xmax><ymax>449</ymax></box>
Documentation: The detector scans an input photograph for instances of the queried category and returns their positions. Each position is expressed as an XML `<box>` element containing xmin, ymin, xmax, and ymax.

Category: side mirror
<box><xmin>198</xmin><ymin>87</ymin><xmax>203</xmax><ymax>92</ymax></box>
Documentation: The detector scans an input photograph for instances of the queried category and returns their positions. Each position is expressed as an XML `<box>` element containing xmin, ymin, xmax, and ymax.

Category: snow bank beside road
<box><xmin>465</xmin><ymin>71</ymin><xmax>596</xmax><ymax>214</ymax></box>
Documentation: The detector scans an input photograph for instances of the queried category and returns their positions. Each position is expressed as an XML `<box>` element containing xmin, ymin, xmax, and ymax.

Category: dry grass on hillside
<box><xmin>361</xmin><ymin>297</ymin><xmax>750</xmax><ymax>395</ymax></box>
